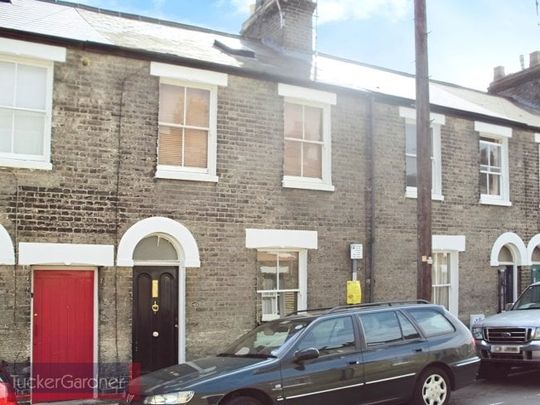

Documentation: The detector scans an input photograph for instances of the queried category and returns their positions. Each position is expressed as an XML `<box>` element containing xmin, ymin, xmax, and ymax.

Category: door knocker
<box><xmin>152</xmin><ymin>300</ymin><xmax>160</xmax><ymax>313</ymax></box>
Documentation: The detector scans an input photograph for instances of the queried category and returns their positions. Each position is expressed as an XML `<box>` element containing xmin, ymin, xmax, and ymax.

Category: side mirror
<box><xmin>294</xmin><ymin>347</ymin><xmax>320</xmax><ymax>363</ymax></box>
<box><xmin>504</xmin><ymin>303</ymin><xmax>514</xmax><ymax>311</ymax></box>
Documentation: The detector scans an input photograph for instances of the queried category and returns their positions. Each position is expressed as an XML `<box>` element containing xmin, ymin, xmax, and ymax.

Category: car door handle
<box><xmin>415</xmin><ymin>348</ymin><xmax>423</xmax><ymax>353</ymax></box>
<box><xmin>348</xmin><ymin>360</ymin><xmax>360</xmax><ymax>365</ymax></box>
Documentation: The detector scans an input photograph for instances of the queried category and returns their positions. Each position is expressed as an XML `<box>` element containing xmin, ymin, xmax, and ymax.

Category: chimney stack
<box><xmin>493</xmin><ymin>65</ymin><xmax>505</xmax><ymax>81</ymax></box>
<box><xmin>530</xmin><ymin>51</ymin><xmax>540</xmax><ymax>68</ymax></box>
<box><xmin>241</xmin><ymin>0</ymin><xmax>317</xmax><ymax>53</ymax></box>
<box><xmin>489</xmin><ymin>51</ymin><xmax>540</xmax><ymax>108</ymax></box>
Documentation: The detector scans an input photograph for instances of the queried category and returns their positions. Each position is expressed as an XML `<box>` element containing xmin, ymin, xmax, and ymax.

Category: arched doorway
<box><xmin>0</xmin><ymin>225</ymin><xmax>15</xmax><ymax>265</ymax></box>
<box><xmin>497</xmin><ymin>246</ymin><xmax>515</xmax><ymax>311</ymax></box>
<box><xmin>490</xmin><ymin>232</ymin><xmax>527</xmax><ymax>312</ymax></box>
<box><xmin>117</xmin><ymin>217</ymin><xmax>200</xmax><ymax>371</ymax></box>
<box><xmin>527</xmin><ymin>235</ymin><xmax>540</xmax><ymax>284</ymax></box>
<box><xmin>133</xmin><ymin>235</ymin><xmax>180</xmax><ymax>374</ymax></box>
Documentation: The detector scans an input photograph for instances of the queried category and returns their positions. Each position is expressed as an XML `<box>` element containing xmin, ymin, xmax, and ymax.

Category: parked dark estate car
<box><xmin>124</xmin><ymin>301</ymin><xmax>479</xmax><ymax>405</ymax></box>
<box><xmin>472</xmin><ymin>282</ymin><xmax>540</xmax><ymax>379</ymax></box>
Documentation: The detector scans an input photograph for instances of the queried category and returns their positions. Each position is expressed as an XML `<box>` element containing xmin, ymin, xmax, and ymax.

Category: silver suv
<box><xmin>472</xmin><ymin>282</ymin><xmax>540</xmax><ymax>379</ymax></box>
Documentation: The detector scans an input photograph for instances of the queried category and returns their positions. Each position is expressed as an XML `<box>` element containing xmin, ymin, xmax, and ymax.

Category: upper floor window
<box><xmin>475</xmin><ymin>121</ymin><xmax>511</xmax><ymax>206</ymax></box>
<box><xmin>279</xmin><ymin>84</ymin><xmax>336</xmax><ymax>192</ymax></box>
<box><xmin>399</xmin><ymin>107</ymin><xmax>445</xmax><ymax>200</ymax></box>
<box><xmin>151</xmin><ymin>62</ymin><xmax>227</xmax><ymax>182</ymax></box>
<box><xmin>0</xmin><ymin>39</ymin><xmax>65</xmax><ymax>170</ymax></box>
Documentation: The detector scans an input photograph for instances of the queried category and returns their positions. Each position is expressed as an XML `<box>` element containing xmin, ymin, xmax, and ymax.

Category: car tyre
<box><xmin>224</xmin><ymin>395</ymin><xmax>264</xmax><ymax>405</ymax></box>
<box><xmin>412</xmin><ymin>367</ymin><xmax>451</xmax><ymax>405</ymax></box>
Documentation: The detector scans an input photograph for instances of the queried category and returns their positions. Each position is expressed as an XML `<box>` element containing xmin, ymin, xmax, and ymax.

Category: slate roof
<box><xmin>1</xmin><ymin>0</ymin><xmax>540</xmax><ymax>129</ymax></box>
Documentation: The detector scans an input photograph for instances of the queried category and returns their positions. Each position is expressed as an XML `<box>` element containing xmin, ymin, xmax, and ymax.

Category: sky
<box><xmin>62</xmin><ymin>0</ymin><xmax>540</xmax><ymax>91</ymax></box>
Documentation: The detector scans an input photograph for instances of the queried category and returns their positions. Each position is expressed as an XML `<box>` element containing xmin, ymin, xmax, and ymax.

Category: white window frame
<box><xmin>279</xmin><ymin>83</ymin><xmax>336</xmax><ymax>192</ymax></box>
<box><xmin>432</xmin><ymin>235</ymin><xmax>465</xmax><ymax>316</ymax></box>
<box><xmin>246</xmin><ymin>228</ymin><xmax>317</xmax><ymax>321</ymax></box>
<box><xmin>0</xmin><ymin>39</ymin><xmax>66</xmax><ymax>170</ymax></box>
<box><xmin>475</xmin><ymin>121</ymin><xmax>511</xmax><ymax>206</ymax></box>
<box><xmin>536</xmin><ymin>133</ymin><xmax>540</xmax><ymax>208</ymax></box>
<box><xmin>151</xmin><ymin>62</ymin><xmax>228</xmax><ymax>182</ymax></box>
<box><xmin>399</xmin><ymin>107</ymin><xmax>445</xmax><ymax>201</ymax></box>
<box><xmin>256</xmin><ymin>249</ymin><xmax>307</xmax><ymax>321</ymax></box>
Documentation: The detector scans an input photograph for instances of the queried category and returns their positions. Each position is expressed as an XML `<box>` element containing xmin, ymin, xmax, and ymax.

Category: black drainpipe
<box><xmin>365</xmin><ymin>95</ymin><xmax>375</xmax><ymax>302</ymax></box>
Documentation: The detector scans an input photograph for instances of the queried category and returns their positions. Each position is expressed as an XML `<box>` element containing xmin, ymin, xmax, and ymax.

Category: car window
<box><xmin>514</xmin><ymin>285</ymin><xmax>540</xmax><ymax>310</ymax></box>
<box><xmin>296</xmin><ymin>316</ymin><xmax>356</xmax><ymax>355</ymax></box>
<box><xmin>397</xmin><ymin>311</ymin><xmax>421</xmax><ymax>340</ymax></box>
<box><xmin>359</xmin><ymin>311</ymin><xmax>404</xmax><ymax>346</ymax></box>
<box><xmin>407</xmin><ymin>309</ymin><xmax>455</xmax><ymax>337</ymax></box>
<box><xmin>223</xmin><ymin>319</ymin><xmax>311</xmax><ymax>357</ymax></box>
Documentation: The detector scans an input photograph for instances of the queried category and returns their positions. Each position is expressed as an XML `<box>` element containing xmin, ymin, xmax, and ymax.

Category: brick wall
<box><xmin>0</xmin><ymin>47</ymin><xmax>365</xmax><ymax>368</ymax></box>
<box><xmin>0</xmin><ymin>44</ymin><xmax>538</xmax><ymax>383</ymax></box>
<box><xmin>371</xmin><ymin>103</ymin><xmax>539</xmax><ymax>322</ymax></box>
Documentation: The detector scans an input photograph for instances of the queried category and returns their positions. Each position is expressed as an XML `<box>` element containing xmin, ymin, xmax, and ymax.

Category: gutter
<box><xmin>1</xmin><ymin>27</ymin><xmax>539</xmax><ymax>132</ymax></box>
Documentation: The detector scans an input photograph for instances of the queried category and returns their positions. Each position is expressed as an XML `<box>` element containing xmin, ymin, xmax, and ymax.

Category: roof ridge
<box><xmin>317</xmin><ymin>51</ymin><xmax>497</xmax><ymax>96</ymax></box>
<box><xmin>34</xmin><ymin>0</ymin><xmax>245</xmax><ymax>40</ymax></box>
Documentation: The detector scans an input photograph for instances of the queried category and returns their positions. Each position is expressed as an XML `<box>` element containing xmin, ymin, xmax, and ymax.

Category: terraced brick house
<box><xmin>0</xmin><ymin>0</ymin><xmax>539</xmax><ymax>402</ymax></box>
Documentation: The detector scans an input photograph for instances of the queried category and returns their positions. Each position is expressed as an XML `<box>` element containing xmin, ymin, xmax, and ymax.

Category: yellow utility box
<box><xmin>347</xmin><ymin>280</ymin><xmax>362</xmax><ymax>304</ymax></box>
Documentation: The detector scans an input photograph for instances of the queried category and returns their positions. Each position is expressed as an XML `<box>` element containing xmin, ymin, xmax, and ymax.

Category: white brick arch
<box><xmin>490</xmin><ymin>232</ymin><xmax>528</xmax><ymax>266</ymax></box>
<box><xmin>117</xmin><ymin>217</ymin><xmax>200</xmax><ymax>267</ymax></box>
<box><xmin>527</xmin><ymin>234</ymin><xmax>540</xmax><ymax>266</ymax></box>
<box><xmin>0</xmin><ymin>225</ymin><xmax>15</xmax><ymax>265</ymax></box>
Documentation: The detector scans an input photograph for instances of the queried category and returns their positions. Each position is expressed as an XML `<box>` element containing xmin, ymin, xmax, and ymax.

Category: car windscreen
<box><xmin>220</xmin><ymin>319</ymin><xmax>311</xmax><ymax>358</ymax></box>
<box><xmin>514</xmin><ymin>285</ymin><xmax>540</xmax><ymax>310</ymax></box>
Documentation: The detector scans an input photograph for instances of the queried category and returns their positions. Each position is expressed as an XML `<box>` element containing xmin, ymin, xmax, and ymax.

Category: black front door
<box><xmin>498</xmin><ymin>265</ymin><xmax>514</xmax><ymax>312</ymax></box>
<box><xmin>133</xmin><ymin>266</ymin><xmax>178</xmax><ymax>374</ymax></box>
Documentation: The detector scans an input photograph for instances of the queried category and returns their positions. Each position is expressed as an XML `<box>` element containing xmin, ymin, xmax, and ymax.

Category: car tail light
<box><xmin>0</xmin><ymin>382</ymin><xmax>17</xmax><ymax>405</ymax></box>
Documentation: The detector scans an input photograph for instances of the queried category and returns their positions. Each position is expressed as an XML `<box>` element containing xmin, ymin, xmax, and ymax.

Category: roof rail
<box><xmin>285</xmin><ymin>306</ymin><xmax>336</xmax><ymax>317</ymax></box>
<box><xmin>285</xmin><ymin>300</ymin><xmax>430</xmax><ymax>317</ymax></box>
<box><xmin>327</xmin><ymin>300</ymin><xmax>430</xmax><ymax>313</ymax></box>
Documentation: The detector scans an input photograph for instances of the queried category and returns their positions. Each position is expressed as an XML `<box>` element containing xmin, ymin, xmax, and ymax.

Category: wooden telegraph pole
<box><xmin>415</xmin><ymin>0</ymin><xmax>432</xmax><ymax>301</ymax></box>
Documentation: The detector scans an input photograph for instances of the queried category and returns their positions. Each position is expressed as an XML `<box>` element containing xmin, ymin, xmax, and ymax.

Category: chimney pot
<box><xmin>530</xmin><ymin>51</ymin><xmax>540</xmax><ymax>67</ymax></box>
<box><xmin>493</xmin><ymin>66</ymin><xmax>505</xmax><ymax>81</ymax></box>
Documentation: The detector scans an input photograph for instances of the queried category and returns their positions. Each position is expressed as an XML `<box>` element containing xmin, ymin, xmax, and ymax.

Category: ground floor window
<box><xmin>432</xmin><ymin>251</ymin><xmax>459</xmax><ymax>315</ymax></box>
<box><xmin>532</xmin><ymin>265</ymin><xmax>540</xmax><ymax>284</ymax></box>
<box><xmin>257</xmin><ymin>251</ymin><xmax>305</xmax><ymax>321</ymax></box>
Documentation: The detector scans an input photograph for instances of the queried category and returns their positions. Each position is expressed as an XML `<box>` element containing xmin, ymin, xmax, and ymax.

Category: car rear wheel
<box><xmin>412</xmin><ymin>367</ymin><xmax>451</xmax><ymax>405</ymax></box>
<box><xmin>224</xmin><ymin>395</ymin><xmax>264</xmax><ymax>405</ymax></box>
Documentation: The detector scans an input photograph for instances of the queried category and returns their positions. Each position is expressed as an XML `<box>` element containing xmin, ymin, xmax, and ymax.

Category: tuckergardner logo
<box><xmin>3</xmin><ymin>362</ymin><xmax>140</xmax><ymax>395</ymax></box>
<box><xmin>14</xmin><ymin>375</ymin><xmax>129</xmax><ymax>392</ymax></box>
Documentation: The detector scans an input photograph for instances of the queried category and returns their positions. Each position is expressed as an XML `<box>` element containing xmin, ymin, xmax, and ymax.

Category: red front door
<box><xmin>32</xmin><ymin>270</ymin><xmax>95</xmax><ymax>403</ymax></box>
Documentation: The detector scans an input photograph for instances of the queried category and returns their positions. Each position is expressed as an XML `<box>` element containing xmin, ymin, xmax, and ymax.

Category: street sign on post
<box><xmin>350</xmin><ymin>244</ymin><xmax>363</xmax><ymax>260</ymax></box>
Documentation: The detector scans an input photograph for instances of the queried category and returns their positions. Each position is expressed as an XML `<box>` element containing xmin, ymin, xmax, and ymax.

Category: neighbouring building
<box><xmin>0</xmin><ymin>0</ymin><xmax>539</xmax><ymax>402</ymax></box>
